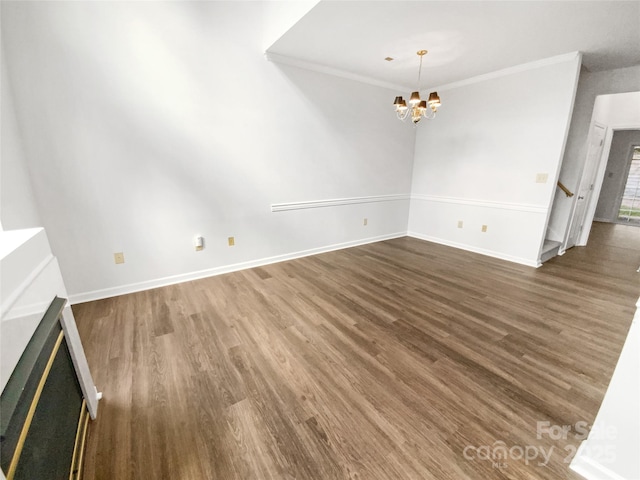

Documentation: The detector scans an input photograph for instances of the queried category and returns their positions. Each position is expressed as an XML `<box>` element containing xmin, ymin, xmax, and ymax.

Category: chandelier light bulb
<box><xmin>428</xmin><ymin>91</ymin><xmax>441</xmax><ymax>109</ymax></box>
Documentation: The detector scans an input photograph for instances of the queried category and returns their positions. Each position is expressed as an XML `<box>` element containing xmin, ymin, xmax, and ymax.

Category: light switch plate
<box><xmin>536</xmin><ymin>173</ymin><xmax>549</xmax><ymax>183</ymax></box>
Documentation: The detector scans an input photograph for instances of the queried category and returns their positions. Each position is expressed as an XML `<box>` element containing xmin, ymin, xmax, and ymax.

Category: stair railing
<box><xmin>557</xmin><ymin>181</ymin><xmax>574</xmax><ymax>197</ymax></box>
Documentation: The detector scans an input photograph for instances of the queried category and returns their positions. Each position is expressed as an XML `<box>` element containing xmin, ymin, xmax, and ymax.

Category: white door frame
<box><xmin>564</xmin><ymin>122</ymin><xmax>607</xmax><ymax>249</ymax></box>
<box><xmin>575</xmin><ymin>123</ymin><xmax>640</xmax><ymax>246</ymax></box>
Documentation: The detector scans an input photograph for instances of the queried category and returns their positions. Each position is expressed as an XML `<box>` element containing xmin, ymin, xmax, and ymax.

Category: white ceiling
<box><xmin>267</xmin><ymin>1</ymin><xmax>640</xmax><ymax>91</ymax></box>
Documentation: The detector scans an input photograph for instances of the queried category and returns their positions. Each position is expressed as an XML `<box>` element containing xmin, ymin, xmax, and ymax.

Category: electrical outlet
<box><xmin>481</xmin><ymin>225</ymin><xmax>488</xmax><ymax>233</ymax></box>
<box><xmin>457</xmin><ymin>220</ymin><xmax>463</xmax><ymax>228</ymax></box>
<box><xmin>228</xmin><ymin>236</ymin><xmax>235</xmax><ymax>247</ymax></box>
<box><xmin>363</xmin><ymin>218</ymin><xmax>368</xmax><ymax>226</ymax></box>
<box><xmin>114</xmin><ymin>252</ymin><xmax>125</xmax><ymax>264</ymax></box>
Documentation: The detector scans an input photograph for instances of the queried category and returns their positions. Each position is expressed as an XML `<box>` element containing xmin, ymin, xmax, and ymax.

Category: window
<box><xmin>618</xmin><ymin>146</ymin><xmax>640</xmax><ymax>225</ymax></box>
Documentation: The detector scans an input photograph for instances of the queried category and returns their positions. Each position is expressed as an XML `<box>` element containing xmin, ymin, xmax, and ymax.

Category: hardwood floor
<box><xmin>73</xmin><ymin>222</ymin><xmax>640</xmax><ymax>479</ymax></box>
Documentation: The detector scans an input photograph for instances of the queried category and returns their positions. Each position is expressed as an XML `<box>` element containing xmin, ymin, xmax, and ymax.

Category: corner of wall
<box><xmin>0</xmin><ymin>42</ymin><xmax>43</xmax><ymax>230</ymax></box>
<box><xmin>409</xmin><ymin>53</ymin><xmax>580</xmax><ymax>266</ymax></box>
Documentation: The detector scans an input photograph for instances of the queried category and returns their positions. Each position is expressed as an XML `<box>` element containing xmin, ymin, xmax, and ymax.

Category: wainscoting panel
<box><xmin>408</xmin><ymin>195</ymin><xmax>549</xmax><ymax>267</ymax></box>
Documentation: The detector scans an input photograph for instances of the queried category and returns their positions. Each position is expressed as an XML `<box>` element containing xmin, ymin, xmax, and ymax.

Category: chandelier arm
<box><xmin>398</xmin><ymin>109</ymin><xmax>410</xmax><ymax>121</ymax></box>
<box><xmin>422</xmin><ymin>108</ymin><xmax>436</xmax><ymax>119</ymax></box>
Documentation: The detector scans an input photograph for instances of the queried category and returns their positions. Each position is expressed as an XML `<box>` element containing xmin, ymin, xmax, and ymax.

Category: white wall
<box><xmin>594</xmin><ymin>130</ymin><xmax>640</xmax><ymax>222</ymax></box>
<box><xmin>408</xmin><ymin>54</ymin><xmax>581</xmax><ymax>266</ymax></box>
<box><xmin>1</xmin><ymin>1</ymin><xmax>415</xmax><ymax>302</ymax></box>
<box><xmin>547</xmin><ymin>65</ymin><xmax>640</xmax><ymax>244</ymax></box>
<box><xmin>262</xmin><ymin>0</ymin><xmax>320</xmax><ymax>51</ymax></box>
<box><xmin>593</xmin><ymin>91</ymin><xmax>640</xmax><ymax>127</ymax></box>
<box><xmin>0</xmin><ymin>45</ymin><xmax>42</xmax><ymax>230</ymax></box>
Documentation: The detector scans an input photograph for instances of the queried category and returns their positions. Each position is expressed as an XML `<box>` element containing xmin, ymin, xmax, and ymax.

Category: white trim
<box><xmin>563</xmin><ymin>121</ymin><xmax>608</xmax><ymax>248</ymax></box>
<box><xmin>265</xmin><ymin>51</ymin><xmax>581</xmax><ymax>95</ymax></box>
<box><xmin>0</xmin><ymin>253</ymin><xmax>55</xmax><ymax>319</ymax></box>
<box><xmin>271</xmin><ymin>194</ymin><xmax>410</xmax><ymax>212</ymax></box>
<box><xmin>570</xmin><ymin>441</ymin><xmax>628</xmax><ymax>480</ymax></box>
<box><xmin>429</xmin><ymin>52</ymin><xmax>582</xmax><ymax>92</ymax></box>
<box><xmin>407</xmin><ymin>231</ymin><xmax>541</xmax><ymax>268</ymax></box>
<box><xmin>60</xmin><ymin>305</ymin><xmax>100</xmax><ymax>419</ymax></box>
<box><xmin>607</xmin><ymin>124</ymin><xmax>640</xmax><ymax>131</ymax></box>
<box><xmin>411</xmin><ymin>194</ymin><xmax>547</xmax><ymax>214</ymax></box>
<box><xmin>265</xmin><ymin>52</ymin><xmax>408</xmax><ymax>92</ymax></box>
<box><xmin>69</xmin><ymin>232</ymin><xmax>407</xmax><ymax>304</ymax></box>
<box><xmin>579</xmin><ymin>123</ymin><xmax>613</xmax><ymax>246</ymax></box>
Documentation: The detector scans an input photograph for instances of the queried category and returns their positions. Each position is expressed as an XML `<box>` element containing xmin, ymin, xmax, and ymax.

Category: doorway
<box><xmin>563</xmin><ymin>91</ymin><xmax>640</xmax><ymax>249</ymax></box>
<box><xmin>617</xmin><ymin>146</ymin><xmax>640</xmax><ymax>225</ymax></box>
<box><xmin>594</xmin><ymin>132</ymin><xmax>640</xmax><ymax>227</ymax></box>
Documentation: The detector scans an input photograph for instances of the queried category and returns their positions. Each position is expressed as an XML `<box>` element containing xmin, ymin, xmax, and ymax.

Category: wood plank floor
<box><xmin>73</xmin><ymin>222</ymin><xmax>640</xmax><ymax>480</ymax></box>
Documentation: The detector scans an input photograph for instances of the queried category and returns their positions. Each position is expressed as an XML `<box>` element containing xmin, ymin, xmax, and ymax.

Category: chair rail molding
<box><xmin>271</xmin><ymin>194</ymin><xmax>410</xmax><ymax>212</ymax></box>
<box><xmin>411</xmin><ymin>194</ymin><xmax>548</xmax><ymax>214</ymax></box>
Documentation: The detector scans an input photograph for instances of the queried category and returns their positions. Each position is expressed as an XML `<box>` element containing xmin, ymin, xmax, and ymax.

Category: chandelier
<box><xmin>393</xmin><ymin>50</ymin><xmax>441</xmax><ymax>124</ymax></box>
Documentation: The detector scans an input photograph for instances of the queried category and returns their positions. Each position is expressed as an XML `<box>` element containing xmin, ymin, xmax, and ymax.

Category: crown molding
<box><xmin>429</xmin><ymin>51</ymin><xmax>583</xmax><ymax>92</ymax></box>
<box><xmin>266</xmin><ymin>51</ymin><xmax>582</xmax><ymax>96</ymax></box>
<box><xmin>265</xmin><ymin>51</ymin><xmax>409</xmax><ymax>92</ymax></box>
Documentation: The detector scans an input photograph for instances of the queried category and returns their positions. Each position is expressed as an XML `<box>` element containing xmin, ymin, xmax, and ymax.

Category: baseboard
<box><xmin>69</xmin><ymin>232</ymin><xmax>407</xmax><ymax>304</ymax></box>
<box><xmin>570</xmin><ymin>441</ymin><xmax>629</xmax><ymax>480</ymax></box>
<box><xmin>407</xmin><ymin>231</ymin><xmax>541</xmax><ymax>268</ymax></box>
